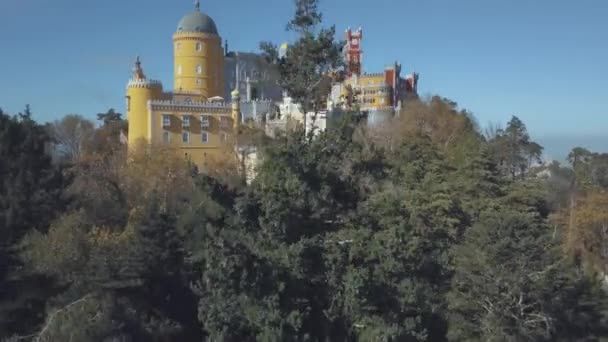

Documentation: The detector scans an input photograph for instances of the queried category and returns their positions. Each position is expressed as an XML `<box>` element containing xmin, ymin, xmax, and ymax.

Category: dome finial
<box><xmin>194</xmin><ymin>0</ymin><xmax>200</xmax><ymax>11</ymax></box>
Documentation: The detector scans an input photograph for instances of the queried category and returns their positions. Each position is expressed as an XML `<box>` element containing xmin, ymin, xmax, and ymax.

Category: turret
<box><xmin>126</xmin><ymin>56</ymin><xmax>163</xmax><ymax>147</ymax></box>
<box><xmin>173</xmin><ymin>1</ymin><xmax>224</xmax><ymax>98</ymax></box>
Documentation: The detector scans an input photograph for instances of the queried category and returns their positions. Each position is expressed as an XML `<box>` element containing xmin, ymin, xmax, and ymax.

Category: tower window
<box><xmin>196</xmin><ymin>42</ymin><xmax>203</xmax><ymax>52</ymax></box>
<box><xmin>201</xmin><ymin>131</ymin><xmax>209</xmax><ymax>143</ymax></box>
<box><xmin>162</xmin><ymin>131</ymin><xmax>170</xmax><ymax>144</ymax></box>
<box><xmin>220</xmin><ymin>132</ymin><xmax>227</xmax><ymax>142</ymax></box>
<box><xmin>182</xmin><ymin>131</ymin><xmax>190</xmax><ymax>144</ymax></box>
<box><xmin>182</xmin><ymin>115</ymin><xmax>191</xmax><ymax>128</ymax></box>
<box><xmin>178</xmin><ymin>64</ymin><xmax>182</xmax><ymax>75</ymax></box>
<box><xmin>196</xmin><ymin>78</ymin><xmax>202</xmax><ymax>85</ymax></box>
<box><xmin>200</xmin><ymin>115</ymin><xmax>210</xmax><ymax>128</ymax></box>
<box><xmin>177</xmin><ymin>42</ymin><xmax>182</xmax><ymax>51</ymax></box>
<box><xmin>162</xmin><ymin>114</ymin><xmax>171</xmax><ymax>127</ymax></box>
<box><xmin>196</xmin><ymin>65</ymin><xmax>203</xmax><ymax>74</ymax></box>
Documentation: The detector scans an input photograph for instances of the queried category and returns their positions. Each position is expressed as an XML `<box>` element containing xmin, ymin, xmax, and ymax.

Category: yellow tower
<box><xmin>126</xmin><ymin>56</ymin><xmax>163</xmax><ymax>146</ymax></box>
<box><xmin>173</xmin><ymin>0</ymin><xmax>224</xmax><ymax>99</ymax></box>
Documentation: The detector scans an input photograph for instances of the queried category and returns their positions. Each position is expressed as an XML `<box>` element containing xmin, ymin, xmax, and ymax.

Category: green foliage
<box><xmin>448</xmin><ymin>207</ymin><xmax>608</xmax><ymax>341</ymax></box>
<box><xmin>0</xmin><ymin>106</ymin><xmax>66</xmax><ymax>339</ymax></box>
<box><xmin>487</xmin><ymin>116</ymin><xmax>543</xmax><ymax>180</ymax></box>
<box><xmin>260</xmin><ymin>0</ymin><xmax>343</xmax><ymax>114</ymax></box>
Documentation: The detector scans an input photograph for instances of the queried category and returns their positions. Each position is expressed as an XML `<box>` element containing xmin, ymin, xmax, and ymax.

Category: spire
<box><xmin>232</xmin><ymin>56</ymin><xmax>240</xmax><ymax>99</ymax></box>
<box><xmin>132</xmin><ymin>55</ymin><xmax>146</xmax><ymax>80</ymax></box>
<box><xmin>194</xmin><ymin>0</ymin><xmax>200</xmax><ymax>11</ymax></box>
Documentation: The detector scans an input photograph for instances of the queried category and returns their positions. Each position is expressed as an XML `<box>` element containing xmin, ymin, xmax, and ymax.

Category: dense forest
<box><xmin>2</xmin><ymin>1</ymin><xmax>608</xmax><ymax>341</ymax></box>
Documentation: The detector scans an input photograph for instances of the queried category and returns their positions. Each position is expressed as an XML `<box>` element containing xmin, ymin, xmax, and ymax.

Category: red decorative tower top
<box><xmin>344</xmin><ymin>27</ymin><xmax>362</xmax><ymax>77</ymax></box>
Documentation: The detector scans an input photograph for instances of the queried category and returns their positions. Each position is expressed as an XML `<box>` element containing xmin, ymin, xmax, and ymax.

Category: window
<box><xmin>182</xmin><ymin>131</ymin><xmax>190</xmax><ymax>143</ymax></box>
<box><xmin>177</xmin><ymin>64</ymin><xmax>182</xmax><ymax>75</ymax></box>
<box><xmin>177</xmin><ymin>42</ymin><xmax>181</xmax><ymax>51</ymax></box>
<box><xmin>196</xmin><ymin>78</ymin><xmax>202</xmax><ymax>86</ymax></box>
<box><xmin>220</xmin><ymin>132</ymin><xmax>227</xmax><ymax>142</ymax></box>
<box><xmin>200</xmin><ymin>115</ymin><xmax>210</xmax><ymax>128</ymax></box>
<box><xmin>196</xmin><ymin>65</ymin><xmax>202</xmax><ymax>74</ymax></box>
<box><xmin>196</xmin><ymin>42</ymin><xmax>202</xmax><ymax>51</ymax></box>
<box><xmin>162</xmin><ymin>114</ymin><xmax>171</xmax><ymax>127</ymax></box>
<box><xmin>126</xmin><ymin>96</ymin><xmax>131</xmax><ymax>111</ymax></box>
<box><xmin>162</xmin><ymin>131</ymin><xmax>170</xmax><ymax>144</ymax></box>
<box><xmin>182</xmin><ymin>115</ymin><xmax>191</xmax><ymax>128</ymax></box>
<box><xmin>201</xmin><ymin>131</ymin><xmax>208</xmax><ymax>143</ymax></box>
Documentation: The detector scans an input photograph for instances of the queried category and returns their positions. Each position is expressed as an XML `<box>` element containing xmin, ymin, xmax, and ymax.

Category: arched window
<box><xmin>177</xmin><ymin>64</ymin><xmax>182</xmax><ymax>75</ymax></box>
<box><xmin>196</xmin><ymin>42</ymin><xmax>202</xmax><ymax>51</ymax></box>
<box><xmin>176</xmin><ymin>42</ymin><xmax>181</xmax><ymax>51</ymax></box>
<box><xmin>196</xmin><ymin>65</ymin><xmax>203</xmax><ymax>74</ymax></box>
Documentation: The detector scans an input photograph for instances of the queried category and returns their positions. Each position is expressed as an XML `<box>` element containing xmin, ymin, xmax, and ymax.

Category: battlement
<box><xmin>127</xmin><ymin>79</ymin><xmax>163</xmax><ymax>89</ymax></box>
<box><xmin>149</xmin><ymin>99</ymin><xmax>232</xmax><ymax>110</ymax></box>
<box><xmin>361</xmin><ymin>72</ymin><xmax>384</xmax><ymax>77</ymax></box>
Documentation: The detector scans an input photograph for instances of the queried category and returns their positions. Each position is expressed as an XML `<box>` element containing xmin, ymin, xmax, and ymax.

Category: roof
<box><xmin>176</xmin><ymin>10</ymin><xmax>219</xmax><ymax>35</ymax></box>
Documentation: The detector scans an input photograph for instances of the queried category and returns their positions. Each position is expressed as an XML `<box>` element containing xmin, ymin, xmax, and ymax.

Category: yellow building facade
<box><xmin>126</xmin><ymin>2</ymin><xmax>240</xmax><ymax>170</ymax></box>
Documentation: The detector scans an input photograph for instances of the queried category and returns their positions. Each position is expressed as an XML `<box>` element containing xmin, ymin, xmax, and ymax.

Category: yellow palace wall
<box><xmin>356</xmin><ymin>75</ymin><xmax>391</xmax><ymax>108</ymax></box>
<box><xmin>148</xmin><ymin>109</ymin><xmax>234</xmax><ymax>168</ymax></box>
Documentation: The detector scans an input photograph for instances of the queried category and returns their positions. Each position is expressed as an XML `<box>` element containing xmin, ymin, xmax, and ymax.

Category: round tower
<box><xmin>126</xmin><ymin>56</ymin><xmax>163</xmax><ymax>147</ymax></box>
<box><xmin>173</xmin><ymin>0</ymin><xmax>224</xmax><ymax>99</ymax></box>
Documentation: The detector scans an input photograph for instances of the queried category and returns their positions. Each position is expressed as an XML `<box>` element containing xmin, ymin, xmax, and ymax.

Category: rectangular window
<box><xmin>201</xmin><ymin>131</ymin><xmax>208</xmax><ymax>143</ymax></box>
<box><xmin>182</xmin><ymin>131</ymin><xmax>190</xmax><ymax>144</ymax></box>
<box><xmin>220</xmin><ymin>132</ymin><xmax>227</xmax><ymax>142</ymax></box>
<box><xmin>200</xmin><ymin>115</ymin><xmax>210</xmax><ymax>128</ymax></box>
<box><xmin>162</xmin><ymin>114</ymin><xmax>171</xmax><ymax>127</ymax></box>
<box><xmin>162</xmin><ymin>131</ymin><xmax>170</xmax><ymax>144</ymax></box>
<box><xmin>182</xmin><ymin>115</ymin><xmax>191</xmax><ymax>128</ymax></box>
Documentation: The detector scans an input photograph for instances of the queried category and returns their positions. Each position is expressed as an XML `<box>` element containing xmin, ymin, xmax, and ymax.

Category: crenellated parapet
<box><xmin>127</xmin><ymin>78</ymin><xmax>163</xmax><ymax>89</ymax></box>
<box><xmin>361</xmin><ymin>72</ymin><xmax>384</xmax><ymax>77</ymax></box>
<box><xmin>148</xmin><ymin>98</ymin><xmax>232</xmax><ymax>113</ymax></box>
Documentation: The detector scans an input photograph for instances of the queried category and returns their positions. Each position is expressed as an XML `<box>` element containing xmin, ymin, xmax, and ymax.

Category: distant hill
<box><xmin>537</xmin><ymin>133</ymin><xmax>607</xmax><ymax>164</ymax></box>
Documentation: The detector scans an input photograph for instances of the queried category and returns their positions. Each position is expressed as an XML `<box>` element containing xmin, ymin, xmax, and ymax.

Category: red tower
<box><xmin>344</xmin><ymin>27</ymin><xmax>362</xmax><ymax>77</ymax></box>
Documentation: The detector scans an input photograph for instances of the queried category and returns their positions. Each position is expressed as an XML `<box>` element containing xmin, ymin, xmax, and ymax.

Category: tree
<box><xmin>448</xmin><ymin>207</ymin><xmax>608</xmax><ymax>341</ymax></box>
<box><xmin>0</xmin><ymin>106</ymin><xmax>66</xmax><ymax>339</ymax></box>
<box><xmin>48</xmin><ymin>114</ymin><xmax>95</xmax><ymax>162</ymax></box>
<box><xmin>260</xmin><ymin>0</ymin><xmax>344</xmax><ymax>118</ymax></box>
<box><xmin>488</xmin><ymin>116</ymin><xmax>543</xmax><ymax>180</ymax></box>
<box><xmin>21</xmin><ymin>144</ymin><xmax>202</xmax><ymax>341</ymax></box>
<box><xmin>96</xmin><ymin>108</ymin><xmax>123</xmax><ymax>126</ymax></box>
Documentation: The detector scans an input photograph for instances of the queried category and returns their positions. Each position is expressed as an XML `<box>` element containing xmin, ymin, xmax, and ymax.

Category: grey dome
<box><xmin>176</xmin><ymin>11</ymin><xmax>218</xmax><ymax>35</ymax></box>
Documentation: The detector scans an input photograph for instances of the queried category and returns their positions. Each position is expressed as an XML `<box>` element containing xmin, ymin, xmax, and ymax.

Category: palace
<box><xmin>125</xmin><ymin>2</ymin><xmax>420</xmax><ymax>171</ymax></box>
<box><xmin>326</xmin><ymin>27</ymin><xmax>419</xmax><ymax>124</ymax></box>
<box><xmin>126</xmin><ymin>1</ymin><xmax>275</xmax><ymax>170</ymax></box>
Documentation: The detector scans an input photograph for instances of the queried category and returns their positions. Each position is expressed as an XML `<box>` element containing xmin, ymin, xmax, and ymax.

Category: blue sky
<box><xmin>0</xmin><ymin>0</ymin><xmax>606</xmax><ymax>156</ymax></box>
